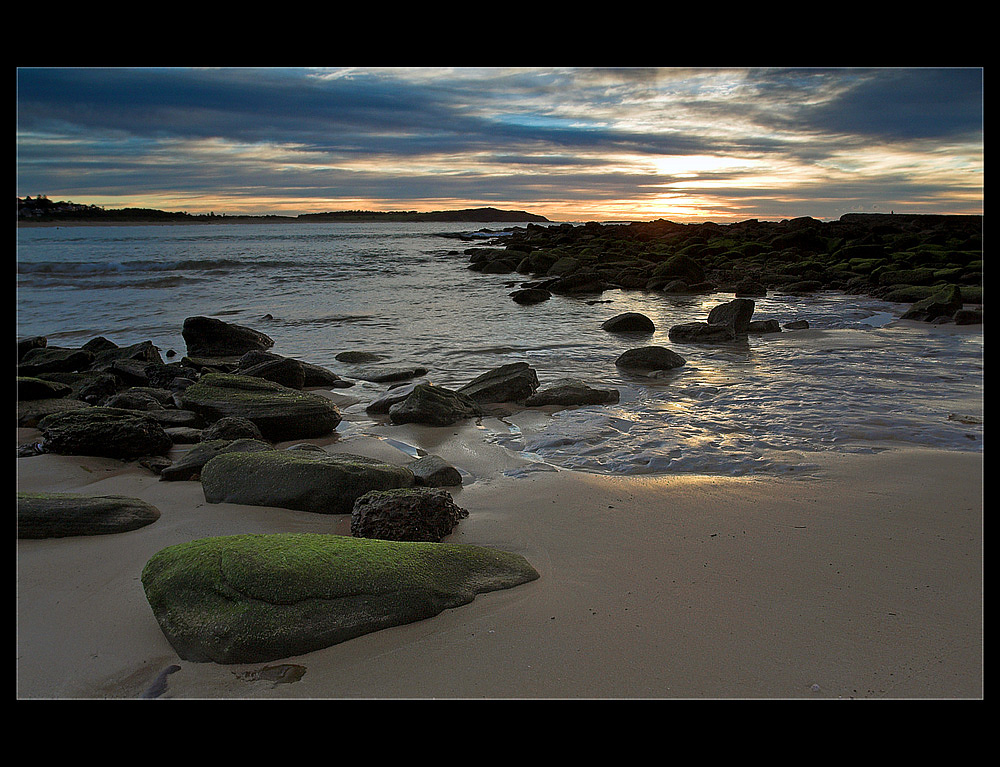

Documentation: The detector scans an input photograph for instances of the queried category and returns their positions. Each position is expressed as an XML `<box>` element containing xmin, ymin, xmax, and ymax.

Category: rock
<box><xmin>17</xmin><ymin>376</ymin><xmax>72</xmax><ymax>400</ymax></box>
<box><xmin>509</xmin><ymin>288</ymin><xmax>551</xmax><ymax>305</ymax></box>
<box><xmin>614</xmin><ymin>346</ymin><xmax>686</xmax><ymax>372</ymax></box>
<box><xmin>200</xmin><ymin>416</ymin><xmax>265</xmax><ymax>442</ymax></box>
<box><xmin>236</xmin><ymin>350</ymin><xmax>306</xmax><ymax>390</ymax></box>
<box><xmin>783</xmin><ymin>320</ymin><xmax>810</xmax><ymax>329</ymax></box>
<box><xmin>182</xmin><ymin>316</ymin><xmax>275</xmax><ymax>358</ymax></box>
<box><xmin>160</xmin><ymin>438</ymin><xmax>274</xmax><ymax>481</ymax></box>
<box><xmin>17</xmin><ymin>397</ymin><xmax>91</xmax><ymax>428</ymax></box>
<box><xmin>141</xmin><ymin>532</ymin><xmax>540</xmax><ymax>664</ymax></box>
<box><xmin>900</xmin><ymin>284</ymin><xmax>964</xmax><ymax>322</ymax></box>
<box><xmin>667</xmin><ymin>322</ymin><xmax>737</xmax><ymax>343</ymax></box>
<box><xmin>164</xmin><ymin>426</ymin><xmax>203</xmax><ymax>444</ymax></box>
<box><xmin>601</xmin><ymin>312</ymin><xmax>655</xmax><ymax>333</ymax></box>
<box><xmin>548</xmin><ymin>272</ymin><xmax>606</xmax><ymax>294</ymax></box>
<box><xmin>335</xmin><ymin>351</ymin><xmax>384</xmax><ymax>363</ymax></box>
<box><xmin>17</xmin><ymin>346</ymin><xmax>95</xmax><ymax>376</ymax></box>
<box><xmin>707</xmin><ymin>298</ymin><xmax>755</xmax><ymax>333</ymax></box>
<box><xmin>458</xmin><ymin>362</ymin><xmax>540</xmax><ymax>403</ymax></box>
<box><xmin>18</xmin><ymin>335</ymin><xmax>47</xmax><ymax>362</ymax></box>
<box><xmin>37</xmin><ymin>407</ymin><xmax>173</xmax><ymax>459</ymax></box>
<box><xmin>102</xmin><ymin>390</ymin><xmax>166</xmax><ymax>411</ymax></box>
<box><xmin>351</xmin><ymin>487</ymin><xmax>470</xmax><ymax>542</ymax></box>
<box><xmin>200</xmin><ymin>450</ymin><xmax>414</xmax><ymax>515</ymax></box>
<box><xmin>524</xmin><ymin>378</ymin><xmax>620</xmax><ymax>407</ymax></box>
<box><xmin>146</xmin><ymin>409</ymin><xmax>207</xmax><ymax>429</ymax></box>
<box><xmin>734</xmin><ymin>278</ymin><xmax>767</xmax><ymax>297</ymax></box>
<box><xmin>748</xmin><ymin>319</ymin><xmax>782</xmax><ymax>333</ymax></box>
<box><xmin>18</xmin><ymin>492</ymin><xmax>161</xmax><ymax>538</ymax></box>
<box><xmin>954</xmin><ymin>308</ymin><xmax>982</xmax><ymax>325</ymax></box>
<box><xmin>365</xmin><ymin>381</ymin><xmax>427</xmax><ymax>415</ymax></box>
<box><xmin>388</xmin><ymin>384</ymin><xmax>483</xmax><ymax>426</ymax></box>
<box><xmin>407</xmin><ymin>455</ymin><xmax>463</xmax><ymax>487</ymax></box>
<box><xmin>180</xmin><ymin>372</ymin><xmax>342</xmax><ymax>442</ymax></box>
<box><xmin>353</xmin><ymin>365</ymin><xmax>430</xmax><ymax>383</ymax></box>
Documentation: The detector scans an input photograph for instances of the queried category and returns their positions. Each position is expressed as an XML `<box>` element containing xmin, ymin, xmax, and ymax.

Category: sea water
<box><xmin>16</xmin><ymin>221</ymin><xmax>984</xmax><ymax>478</ymax></box>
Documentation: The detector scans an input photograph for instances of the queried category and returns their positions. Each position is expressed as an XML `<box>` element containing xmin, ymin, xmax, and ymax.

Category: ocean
<box><xmin>16</xmin><ymin>221</ymin><xmax>984</xmax><ymax>478</ymax></box>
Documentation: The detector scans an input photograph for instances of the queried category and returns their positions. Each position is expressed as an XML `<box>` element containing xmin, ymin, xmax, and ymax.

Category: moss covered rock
<box><xmin>201</xmin><ymin>450</ymin><xmax>414</xmax><ymax>514</ymax></box>
<box><xmin>37</xmin><ymin>406</ymin><xmax>173</xmax><ymax>458</ymax></box>
<box><xmin>18</xmin><ymin>492</ymin><xmax>161</xmax><ymax>538</ymax></box>
<box><xmin>141</xmin><ymin>532</ymin><xmax>540</xmax><ymax>663</ymax></box>
<box><xmin>180</xmin><ymin>372</ymin><xmax>342</xmax><ymax>441</ymax></box>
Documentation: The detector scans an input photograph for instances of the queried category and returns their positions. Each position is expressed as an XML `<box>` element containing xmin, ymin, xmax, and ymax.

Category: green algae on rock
<box><xmin>18</xmin><ymin>491</ymin><xmax>161</xmax><ymax>538</ymax></box>
<box><xmin>200</xmin><ymin>450</ymin><xmax>414</xmax><ymax>514</ymax></box>
<box><xmin>141</xmin><ymin>532</ymin><xmax>540</xmax><ymax>664</ymax></box>
<box><xmin>180</xmin><ymin>372</ymin><xmax>342</xmax><ymax>441</ymax></box>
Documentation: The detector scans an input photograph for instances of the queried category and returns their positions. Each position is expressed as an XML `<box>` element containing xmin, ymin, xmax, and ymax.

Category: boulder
<box><xmin>353</xmin><ymin>365</ymin><xmax>430</xmax><ymax>383</ymax></box>
<box><xmin>900</xmin><ymin>285</ymin><xmax>964</xmax><ymax>322</ymax></box>
<box><xmin>365</xmin><ymin>381</ymin><xmax>427</xmax><ymax>415</ymax></box>
<box><xmin>707</xmin><ymin>298</ymin><xmax>755</xmax><ymax>333</ymax></box>
<box><xmin>783</xmin><ymin>320</ymin><xmax>810</xmax><ymax>330</ymax></box>
<box><xmin>458</xmin><ymin>362</ymin><xmax>540</xmax><ymax>403</ymax></box>
<box><xmin>17</xmin><ymin>376</ymin><xmax>72</xmax><ymax>400</ymax></box>
<box><xmin>200</xmin><ymin>415</ymin><xmax>265</xmax><ymax>442</ymax></box>
<box><xmin>160</xmin><ymin>438</ymin><xmax>274</xmax><ymax>481</ymax></box>
<box><xmin>748</xmin><ymin>319</ymin><xmax>782</xmax><ymax>333</ymax></box>
<box><xmin>668</xmin><ymin>322</ymin><xmax>738</xmax><ymax>343</ymax></box>
<box><xmin>37</xmin><ymin>407</ymin><xmax>173</xmax><ymax>459</ymax></box>
<box><xmin>200</xmin><ymin>450</ymin><xmax>414</xmax><ymax>515</ymax></box>
<box><xmin>17</xmin><ymin>397</ymin><xmax>91</xmax><ymax>428</ymax></box>
<box><xmin>18</xmin><ymin>492</ymin><xmax>161</xmax><ymax>539</ymax></box>
<box><xmin>524</xmin><ymin>378</ymin><xmax>620</xmax><ymax>407</ymax></box>
<box><xmin>140</xmin><ymin>532</ymin><xmax>540</xmax><ymax>663</ymax></box>
<box><xmin>17</xmin><ymin>346</ymin><xmax>95</xmax><ymax>377</ymax></box>
<box><xmin>180</xmin><ymin>373</ymin><xmax>342</xmax><ymax>442</ymax></box>
<box><xmin>407</xmin><ymin>455</ymin><xmax>463</xmax><ymax>487</ymax></box>
<box><xmin>182</xmin><ymin>316</ymin><xmax>275</xmax><ymax>358</ymax></box>
<box><xmin>614</xmin><ymin>346</ymin><xmax>686</xmax><ymax>372</ymax></box>
<box><xmin>388</xmin><ymin>384</ymin><xmax>483</xmax><ymax>426</ymax></box>
<box><xmin>237</xmin><ymin>351</ymin><xmax>306</xmax><ymax>390</ymax></box>
<box><xmin>509</xmin><ymin>288</ymin><xmax>551</xmax><ymax>305</ymax></box>
<box><xmin>601</xmin><ymin>312</ymin><xmax>655</xmax><ymax>333</ymax></box>
<box><xmin>351</xmin><ymin>487</ymin><xmax>469</xmax><ymax>542</ymax></box>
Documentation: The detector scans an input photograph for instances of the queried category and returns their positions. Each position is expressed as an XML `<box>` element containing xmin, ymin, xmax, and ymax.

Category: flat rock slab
<box><xmin>200</xmin><ymin>450</ymin><xmax>414</xmax><ymax>514</ymax></box>
<box><xmin>18</xmin><ymin>492</ymin><xmax>161</xmax><ymax>538</ymax></box>
<box><xmin>141</xmin><ymin>532</ymin><xmax>540</xmax><ymax>664</ymax></box>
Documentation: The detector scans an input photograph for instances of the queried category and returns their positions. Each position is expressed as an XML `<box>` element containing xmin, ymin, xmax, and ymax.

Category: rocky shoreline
<box><xmin>466</xmin><ymin>213</ymin><xmax>983</xmax><ymax>325</ymax></box>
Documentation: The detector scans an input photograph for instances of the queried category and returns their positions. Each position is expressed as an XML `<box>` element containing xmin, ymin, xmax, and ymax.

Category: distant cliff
<box><xmin>297</xmin><ymin>207</ymin><xmax>550</xmax><ymax>223</ymax></box>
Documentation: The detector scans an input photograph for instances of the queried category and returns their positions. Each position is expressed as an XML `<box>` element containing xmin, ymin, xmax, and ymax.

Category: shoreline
<box><xmin>17</xmin><ymin>413</ymin><xmax>983</xmax><ymax>698</ymax></box>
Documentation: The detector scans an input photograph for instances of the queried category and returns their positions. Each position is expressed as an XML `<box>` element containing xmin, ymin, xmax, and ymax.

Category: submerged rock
<box><xmin>141</xmin><ymin>532</ymin><xmax>540</xmax><ymax>663</ymax></box>
<box><xmin>524</xmin><ymin>378</ymin><xmax>620</xmax><ymax>407</ymax></box>
<box><xmin>667</xmin><ymin>322</ymin><xmax>737</xmax><ymax>343</ymax></box>
<box><xmin>614</xmin><ymin>346</ymin><xmax>686</xmax><ymax>373</ymax></box>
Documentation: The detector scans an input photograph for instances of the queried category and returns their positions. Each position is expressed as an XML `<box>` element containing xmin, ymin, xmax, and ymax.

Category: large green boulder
<box><xmin>200</xmin><ymin>450</ymin><xmax>414</xmax><ymax>514</ymax></box>
<box><xmin>180</xmin><ymin>372</ymin><xmax>342</xmax><ymax>441</ymax></box>
<box><xmin>141</xmin><ymin>533</ymin><xmax>540</xmax><ymax>663</ymax></box>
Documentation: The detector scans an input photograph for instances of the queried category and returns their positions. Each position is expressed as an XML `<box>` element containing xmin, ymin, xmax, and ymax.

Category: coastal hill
<box><xmin>16</xmin><ymin>196</ymin><xmax>549</xmax><ymax>224</ymax></box>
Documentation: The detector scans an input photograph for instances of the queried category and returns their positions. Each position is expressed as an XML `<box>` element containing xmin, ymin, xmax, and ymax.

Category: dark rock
<box><xmin>748</xmin><ymin>319</ymin><xmax>782</xmax><ymax>333</ymax></box>
<box><xmin>783</xmin><ymin>320</ymin><xmax>810</xmax><ymax>330</ymax></box>
<box><xmin>900</xmin><ymin>285</ymin><xmax>964</xmax><ymax>322</ymax></box>
<box><xmin>614</xmin><ymin>346</ymin><xmax>686</xmax><ymax>372</ymax></box>
<box><xmin>353</xmin><ymin>365</ymin><xmax>430</xmax><ymax>383</ymax></box>
<box><xmin>388</xmin><ymin>384</ymin><xmax>483</xmax><ymax>426</ymax></box>
<box><xmin>335</xmin><ymin>351</ymin><xmax>384</xmax><ymax>363</ymax></box>
<box><xmin>237</xmin><ymin>350</ymin><xmax>306</xmax><ymax>390</ymax></box>
<box><xmin>407</xmin><ymin>455</ymin><xmax>463</xmax><ymax>487</ymax></box>
<box><xmin>147</xmin><ymin>409</ymin><xmax>207</xmax><ymax>429</ymax></box>
<box><xmin>707</xmin><ymin>298</ymin><xmax>755</xmax><ymax>333</ymax></box>
<box><xmin>18</xmin><ymin>335</ymin><xmax>47</xmax><ymax>362</ymax></box>
<box><xmin>524</xmin><ymin>378</ymin><xmax>620</xmax><ymax>407</ymax></box>
<box><xmin>18</xmin><ymin>346</ymin><xmax>95</xmax><ymax>376</ymax></box>
<box><xmin>601</xmin><ymin>312</ymin><xmax>655</xmax><ymax>333</ymax></box>
<box><xmin>182</xmin><ymin>316</ymin><xmax>275</xmax><ymax>358</ymax></box>
<box><xmin>37</xmin><ymin>407</ymin><xmax>173</xmax><ymax>459</ymax></box>
<box><xmin>365</xmin><ymin>381</ymin><xmax>427</xmax><ymax>415</ymax></box>
<box><xmin>734</xmin><ymin>278</ymin><xmax>767</xmax><ymax>297</ymax></box>
<box><xmin>103</xmin><ymin>390</ymin><xmax>166</xmax><ymax>411</ymax></box>
<box><xmin>351</xmin><ymin>487</ymin><xmax>469</xmax><ymax>542</ymax></box>
<box><xmin>200</xmin><ymin>415</ymin><xmax>265</xmax><ymax>442</ymax></box>
<box><xmin>164</xmin><ymin>426</ymin><xmax>203</xmax><ymax>444</ymax></box>
<box><xmin>17</xmin><ymin>397</ymin><xmax>92</xmax><ymax>428</ymax></box>
<box><xmin>201</xmin><ymin>450</ymin><xmax>414</xmax><ymax>515</ymax></box>
<box><xmin>510</xmin><ymin>288</ymin><xmax>551</xmax><ymax>305</ymax></box>
<box><xmin>18</xmin><ymin>492</ymin><xmax>161</xmax><ymax>538</ymax></box>
<box><xmin>458</xmin><ymin>362</ymin><xmax>540</xmax><ymax>403</ymax></box>
<box><xmin>140</xmin><ymin>532</ymin><xmax>540</xmax><ymax>664</ymax></box>
<box><xmin>667</xmin><ymin>322</ymin><xmax>737</xmax><ymax>343</ymax></box>
<box><xmin>17</xmin><ymin>376</ymin><xmax>72</xmax><ymax>400</ymax></box>
<box><xmin>160</xmin><ymin>438</ymin><xmax>274</xmax><ymax>481</ymax></box>
<box><xmin>954</xmin><ymin>308</ymin><xmax>983</xmax><ymax>325</ymax></box>
<box><xmin>180</xmin><ymin>373</ymin><xmax>342</xmax><ymax>442</ymax></box>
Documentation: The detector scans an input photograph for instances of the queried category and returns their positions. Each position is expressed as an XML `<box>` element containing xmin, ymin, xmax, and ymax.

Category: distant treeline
<box><xmin>16</xmin><ymin>197</ymin><xmax>549</xmax><ymax>224</ymax></box>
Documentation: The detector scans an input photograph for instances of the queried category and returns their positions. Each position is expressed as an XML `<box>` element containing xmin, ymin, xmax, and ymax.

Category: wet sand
<box><xmin>16</xmin><ymin>416</ymin><xmax>983</xmax><ymax>699</ymax></box>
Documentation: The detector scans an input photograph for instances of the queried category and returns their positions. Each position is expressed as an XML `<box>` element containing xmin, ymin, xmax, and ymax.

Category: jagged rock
<box><xmin>141</xmin><ymin>532</ymin><xmax>540</xmax><ymax>663</ymax></box>
<box><xmin>182</xmin><ymin>316</ymin><xmax>275</xmax><ymax>358</ymax></box>
<box><xmin>388</xmin><ymin>384</ymin><xmax>483</xmax><ymax>426</ymax></box>
<box><xmin>365</xmin><ymin>381</ymin><xmax>427</xmax><ymax>415</ymax></box>
<box><xmin>458</xmin><ymin>362</ymin><xmax>539</xmax><ymax>403</ymax></box>
<box><xmin>615</xmin><ymin>346</ymin><xmax>686</xmax><ymax>372</ymax></box>
<box><xmin>200</xmin><ymin>450</ymin><xmax>414</xmax><ymax>515</ymax></box>
<box><xmin>18</xmin><ymin>492</ymin><xmax>161</xmax><ymax>539</ymax></box>
<box><xmin>900</xmin><ymin>285</ymin><xmax>964</xmax><ymax>322</ymax></box>
<box><xmin>351</xmin><ymin>487</ymin><xmax>469</xmax><ymax>542</ymax></box>
<box><xmin>180</xmin><ymin>372</ymin><xmax>342</xmax><ymax>442</ymax></box>
<box><xmin>601</xmin><ymin>312</ymin><xmax>655</xmax><ymax>333</ymax></box>
<box><xmin>524</xmin><ymin>378</ymin><xmax>620</xmax><ymax>407</ymax></box>
<box><xmin>37</xmin><ymin>407</ymin><xmax>173</xmax><ymax>459</ymax></box>
<box><xmin>407</xmin><ymin>455</ymin><xmax>463</xmax><ymax>487</ymax></box>
<box><xmin>707</xmin><ymin>298</ymin><xmax>756</xmax><ymax>333</ymax></box>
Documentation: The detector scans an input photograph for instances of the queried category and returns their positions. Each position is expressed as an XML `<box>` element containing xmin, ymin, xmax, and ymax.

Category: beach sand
<box><xmin>16</xmin><ymin>412</ymin><xmax>983</xmax><ymax>699</ymax></box>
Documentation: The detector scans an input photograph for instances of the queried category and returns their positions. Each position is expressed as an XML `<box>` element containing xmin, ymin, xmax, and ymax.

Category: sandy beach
<box><xmin>16</xmin><ymin>406</ymin><xmax>983</xmax><ymax>700</ymax></box>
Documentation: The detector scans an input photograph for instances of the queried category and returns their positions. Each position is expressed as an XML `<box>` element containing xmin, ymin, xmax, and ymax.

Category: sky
<box><xmin>15</xmin><ymin>66</ymin><xmax>984</xmax><ymax>223</ymax></box>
